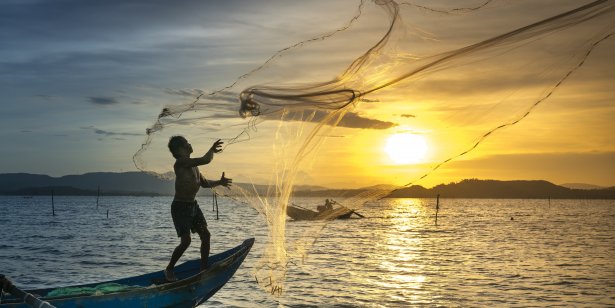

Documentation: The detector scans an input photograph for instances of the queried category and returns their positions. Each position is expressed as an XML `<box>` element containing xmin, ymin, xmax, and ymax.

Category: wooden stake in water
<box><xmin>214</xmin><ymin>191</ymin><xmax>219</xmax><ymax>220</ymax></box>
<box><xmin>51</xmin><ymin>189</ymin><xmax>55</xmax><ymax>216</ymax></box>
<box><xmin>435</xmin><ymin>194</ymin><xmax>440</xmax><ymax>226</ymax></box>
<box><xmin>96</xmin><ymin>185</ymin><xmax>100</xmax><ymax>209</ymax></box>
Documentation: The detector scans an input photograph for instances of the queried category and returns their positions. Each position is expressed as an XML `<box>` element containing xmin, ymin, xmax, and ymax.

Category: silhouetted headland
<box><xmin>384</xmin><ymin>179</ymin><xmax>615</xmax><ymax>199</ymax></box>
<box><xmin>1</xmin><ymin>173</ymin><xmax>614</xmax><ymax>199</ymax></box>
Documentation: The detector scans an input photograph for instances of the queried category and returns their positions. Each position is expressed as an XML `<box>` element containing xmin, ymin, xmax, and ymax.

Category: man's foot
<box><xmin>164</xmin><ymin>269</ymin><xmax>178</xmax><ymax>282</ymax></box>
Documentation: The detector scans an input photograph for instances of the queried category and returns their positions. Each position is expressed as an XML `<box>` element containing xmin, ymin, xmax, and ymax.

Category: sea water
<box><xmin>0</xmin><ymin>196</ymin><xmax>614</xmax><ymax>307</ymax></box>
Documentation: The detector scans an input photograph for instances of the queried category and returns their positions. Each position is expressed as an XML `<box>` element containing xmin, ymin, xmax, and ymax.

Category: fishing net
<box><xmin>132</xmin><ymin>0</ymin><xmax>615</xmax><ymax>296</ymax></box>
<box><xmin>46</xmin><ymin>283</ymin><xmax>142</xmax><ymax>298</ymax></box>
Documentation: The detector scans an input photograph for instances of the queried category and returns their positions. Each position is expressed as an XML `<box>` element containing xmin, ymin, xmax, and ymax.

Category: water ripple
<box><xmin>1</xmin><ymin>197</ymin><xmax>614</xmax><ymax>307</ymax></box>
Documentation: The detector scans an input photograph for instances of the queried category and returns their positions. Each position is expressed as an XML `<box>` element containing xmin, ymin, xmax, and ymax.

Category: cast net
<box><xmin>133</xmin><ymin>0</ymin><xmax>615</xmax><ymax>296</ymax></box>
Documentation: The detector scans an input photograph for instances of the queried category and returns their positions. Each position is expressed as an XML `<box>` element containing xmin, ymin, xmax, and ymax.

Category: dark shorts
<box><xmin>171</xmin><ymin>200</ymin><xmax>208</xmax><ymax>237</ymax></box>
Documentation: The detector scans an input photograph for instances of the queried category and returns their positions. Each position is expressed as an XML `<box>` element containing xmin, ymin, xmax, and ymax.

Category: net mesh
<box><xmin>132</xmin><ymin>0</ymin><xmax>615</xmax><ymax>296</ymax></box>
<box><xmin>46</xmin><ymin>283</ymin><xmax>142</xmax><ymax>298</ymax></box>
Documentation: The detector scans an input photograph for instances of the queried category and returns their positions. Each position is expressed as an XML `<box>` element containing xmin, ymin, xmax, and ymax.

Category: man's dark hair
<box><xmin>168</xmin><ymin>135</ymin><xmax>187</xmax><ymax>159</ymax></box>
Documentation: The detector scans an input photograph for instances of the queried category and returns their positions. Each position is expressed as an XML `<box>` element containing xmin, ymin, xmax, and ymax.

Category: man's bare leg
<box><xmin>165</xmin><ymin>234</ymin><xmax>191</xmax><ymax>281</ymax></box>
<box><xmin>197</xmin><ymin>227</ymin><xmax>211</xmax><ymax>271</ymax></box>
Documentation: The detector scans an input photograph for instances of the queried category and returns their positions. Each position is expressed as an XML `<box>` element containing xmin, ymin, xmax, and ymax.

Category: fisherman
<box><xmin>325</xmin><ymin>198</ymin><xmax>335</xmax><ymax>211</ymax></box>
<box><xmin>164</xmin><ymin>136</ymin><xmax>232</xmax><ymax>282</ymax></box>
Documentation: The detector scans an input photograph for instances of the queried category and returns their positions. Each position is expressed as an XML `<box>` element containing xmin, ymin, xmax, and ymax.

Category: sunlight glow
<box><xmin>384</xmin><ymin>133</ymin><xmax>428</xmax><ymax>164</ymax></box>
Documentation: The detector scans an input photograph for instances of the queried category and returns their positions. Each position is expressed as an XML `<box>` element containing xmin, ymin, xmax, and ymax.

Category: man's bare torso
<box><xmin>174</xmin><ymin>164</ymin><xmax>201</xmax><ymax>202</ymax></box>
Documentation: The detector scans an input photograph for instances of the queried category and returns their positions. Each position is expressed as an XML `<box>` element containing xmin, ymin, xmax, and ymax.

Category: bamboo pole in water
<box><xmin>435</xmin><ymin>194</ymin><xmax>440</xmax><ymax>226</ymax></box>
<box><xmin>214</xmin><ymin>191</ymin><xmax>219</xmax><ymax>220</ymax></box>
<box><xmin>96</xmin><ymin>185</ymin><xmax>100</xmax><ymax>209</ymax></box>
<box><xmin>51</xmin><ymin>189</ymin><xmax>55</xmax><ymax>216</ymax></box>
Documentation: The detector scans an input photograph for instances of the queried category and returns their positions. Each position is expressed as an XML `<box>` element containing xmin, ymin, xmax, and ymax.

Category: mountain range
<box><xmin>0</xmin><ymin>172</ymin><xmax>174</xmax><ymax>196</ymax></box>
<box><xmin>385</xmin><ymin>179</ymin><xmax>615</xmax><ymax>199</ymax></box>
<box><xmin>1</xmin><ymin>173</ymin><xmax>614</xmax><ymax>199</ymax></box>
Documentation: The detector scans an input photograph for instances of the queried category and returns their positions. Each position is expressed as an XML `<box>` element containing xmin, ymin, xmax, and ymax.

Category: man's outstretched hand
<box><xmin>209</xmin><ymin>139</ymin><xmax>224</xmax><ymax>154</ymax></box>
<box><xmin>220</xmin><ymin>172</ymin><xmax>232</xmax><ymax>188</ymax></box>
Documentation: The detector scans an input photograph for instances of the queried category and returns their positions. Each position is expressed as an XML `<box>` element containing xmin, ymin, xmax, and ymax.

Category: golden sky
<box><xmin>2</xmin><ymin>0</ymin><xmax>614</xmax><ymax>188</ymax></box>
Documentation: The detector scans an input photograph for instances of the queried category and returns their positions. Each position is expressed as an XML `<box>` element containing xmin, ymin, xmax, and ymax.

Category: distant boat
<box><xmin>287</xmin><ymin>204</ymin><xmax>357</xmax><ymax>220</ymax></box>
<box><xmin>0</xmin><ymin>238</ymin><xmax>254</xmax><ymax>308</ymax></box>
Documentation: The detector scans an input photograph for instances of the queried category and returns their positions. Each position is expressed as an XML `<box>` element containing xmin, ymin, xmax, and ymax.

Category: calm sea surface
<box><xmin>1</xmin><ymin>196</ymin><xmax>614</xmax><ymax>307</ymax></box>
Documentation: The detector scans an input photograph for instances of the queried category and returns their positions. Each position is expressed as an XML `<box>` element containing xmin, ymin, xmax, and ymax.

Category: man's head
<box><xmin>168</xmin><ymin>135</ymin><xmax>193</xmax><ymax>159</ymax></box>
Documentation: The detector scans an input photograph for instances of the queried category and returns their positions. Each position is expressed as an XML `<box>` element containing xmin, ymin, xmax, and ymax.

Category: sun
<box><xmin>384</xmin><ymin>133</ymin><xmax>428</xmax><ymax>164</ymax></box>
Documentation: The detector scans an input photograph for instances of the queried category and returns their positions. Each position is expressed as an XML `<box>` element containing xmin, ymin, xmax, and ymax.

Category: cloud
<box><xmin>88</xmin><ymin>96</ymin><xmax>119</xmax><ymax>105</ymax></box>
<box><xmin>163</xmin><ymin>88</ymin><xmax>205</xmax><ymax>98</ymax></box>
<box><xmin>155</xmin><ymin>89</ymin><xmax>242</xmax><ymax>120</ymax></box>
<box><xmin>162</xmin><ymin>88</ymin><xmax>239</xmax><ymax>104</ymax></box>
<box><xmin>339</xmin><ymin>112</ymin><xmax>397</xmax><ymax>129</ymax></box>
<box><xmin>212</xmin><ymin>91</ymin><xmax>241</xmax><ymax>104</ymax></box>
<box><xmin>266</xmin><ymin>109</ymin><xmax>397</xmax><ymax>130</ymax></box>
<box><xmin>81</xmin><ymin>126</ymin><xmax>141</xmax><ymax>137</ymax></box>
<box><xmin>400</xmin><ymin>114</ymin><xmax>416</xmax><ymax>118</ymax></box>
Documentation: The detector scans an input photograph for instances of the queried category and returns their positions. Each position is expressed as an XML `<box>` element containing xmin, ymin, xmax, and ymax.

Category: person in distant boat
<box><xmin>318</xmin><ymin>198</ymin><xmax>336</xmax><ymax>212</ymax></box>
<box><xmin>164</xmin><ymin>136</ymin><xmax>232</xmax><ymax>282</ymax></box>
<box><xmin>325</xmin><ymin>198</ymin><xmax>336</xmax><ymax>210</ymax></box>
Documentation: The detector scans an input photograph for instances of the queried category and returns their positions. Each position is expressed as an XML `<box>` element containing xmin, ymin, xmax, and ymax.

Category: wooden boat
<box><xmin>0</xmin><ymin>238</ymin><xmax>254</xmax><ymax>308</ymax></box>
<box><xmin>287</xmin><ymin>204</ymin><xmax>355</xmax><ymax>221</ymax></box>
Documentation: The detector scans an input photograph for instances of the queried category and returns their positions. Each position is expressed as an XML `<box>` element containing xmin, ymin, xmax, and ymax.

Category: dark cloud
<box><xmin>154</xmin><ymin>101</ymin><xmax>396</xmax><ymax>130</ymax></box>
<box><xmin>340</xmin><ymin>112</ymin><xmax>397</xmax><ymax>129</ymax></box>
<box><xmin>164</xmin><ymin>88</ymin><xmax>205</xmax><ymax>98</ymax></box>
<box><xmin>163</xmin><ymin>89</ymin><xmax>239</xmax><ymax>104</ymax></box>
<box><xmin>213</xmin><ymin>91</ymin><xmax>241</xmax><ymax>104</ymax></box>
<box><xmin>155</xmin><ymin>89</ymin><xmax>241</xmax><ymax>120</ymax></box>
<box><xmin>0</xmin><ymin>0</ymin><xmax>250</xmax><ymax>41</ymax></box>
<box><xmin>82</xmin><ymin>126</ymin><xmax>141</xmax><ymax>137</ymax></box>
<box><xmin>266</xmin><ymin>110</ymin><xmax>397</xmax><ymax>130</ymax></box>
<box><xmin>400</xmin><ymin>114</ymin><xmax>416</xmax><ymax>118</ymax></box>
<box><xmin>88</xmin><ymin>97</ymin><xmax>119</xmax><ymax>105</ymax></box>
<box><xmin>0</xmin><ymin>0</ymin><xmax>268</xmax><ymax>96</ymax></box>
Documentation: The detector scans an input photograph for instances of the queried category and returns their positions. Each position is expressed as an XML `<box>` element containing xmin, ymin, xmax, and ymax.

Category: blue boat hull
<box><xmin>1</xmin><ymin>238</ymin><xmax>254</xmax><ymax>308</ymax></box>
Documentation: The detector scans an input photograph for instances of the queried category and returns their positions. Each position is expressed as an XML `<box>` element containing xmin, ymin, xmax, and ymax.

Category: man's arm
<box><xmin>200</xmin><ymin>172</ymin><xmax>232</xmax><ymax>188</ymax></box>
<box><xmin>175</xmin><ymin>139</ymin><xmax>223</xmax><ymax>168</ymax></box>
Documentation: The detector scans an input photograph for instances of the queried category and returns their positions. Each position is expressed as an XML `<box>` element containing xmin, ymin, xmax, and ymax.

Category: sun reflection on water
<box><xmin>374</xmin><ymin>198</ymin><xmax>432</xmax><ymax>301</ymax></box>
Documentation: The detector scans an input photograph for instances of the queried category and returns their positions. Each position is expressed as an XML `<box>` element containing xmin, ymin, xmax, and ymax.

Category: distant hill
<box><xmin>386</xmin><ymin>179</ymin><xmax>615</xmax><ymax>199</ymax></box>
<box><xmin>0</xmin><ymin>172</ymin><xmax>329</xmax><ymax>196</ymax></box>
<box><xmin>1</xmin><ymin>173</ymin><xmax>613</xmax><ymax>199</ymax></box>
<box><xmin>560</xmin><ymin>183</ymin><xmax>604</xmax><ymax>190</ymax></box>
<box><xmin>8</xmin><ymin>186</ymin><xmax>166</xmax><ymax>196</ymax></box>
<box><xmin>10</xmin><ymin>186</ymin><xmax>97</xmax><ymax>196</ymax></box>
<box><xmin>0</xmin><ymin>172</ymin><xmax>174</xmax><ymax>196</ymax></box>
